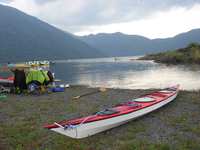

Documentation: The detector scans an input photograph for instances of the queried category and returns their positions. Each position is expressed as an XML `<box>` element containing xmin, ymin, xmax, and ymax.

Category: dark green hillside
<box><xmin>0</xmin><ymin>4</ymin><xmax>104</xmax><ymax>63</ymax></box>
<box><xmin>141</xmin><ymin>43</ymin><xmax>200</xmax><ymax>64</ymax></box>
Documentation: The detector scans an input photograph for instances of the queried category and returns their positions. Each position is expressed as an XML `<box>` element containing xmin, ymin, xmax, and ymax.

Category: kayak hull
<box><xmin>47</xmin><ymin>86</ymin><xmax>179</xmax><ymax>139</ymax></box>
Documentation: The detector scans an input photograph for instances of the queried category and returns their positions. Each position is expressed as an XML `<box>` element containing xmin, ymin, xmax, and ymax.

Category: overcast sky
<box><xmin>1</xmin><ymin>0</ymin><xmax>200</xmax><ymax>38</ymax></box>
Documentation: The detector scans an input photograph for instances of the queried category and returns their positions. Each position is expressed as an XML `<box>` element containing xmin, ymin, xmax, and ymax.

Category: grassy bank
<box><xmin>141</xmin><ymin>43</ymin><xmax>200</xmax><ymax>65</ymax></box>
<box><xmin>0</xmin><ymin>86</ymin><xmax>200</xmax><ymax>150</ymax></box>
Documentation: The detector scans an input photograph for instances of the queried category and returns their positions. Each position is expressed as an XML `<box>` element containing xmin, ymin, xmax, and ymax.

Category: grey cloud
<box><xmin>0</xmin><ymin>0</ymin><xmax>13</xmax><ymax>3</ymax></box>
<box><xmin>2</xmin><ymin>0</ymin><xmax>200</xmax><ymax>33</ymax></box>
<box><xmin>33</xmin><ymin>0</ymin><xmax>58</xmax><ymax>5</ymax></box>
<box><xmin>38</xmin><ymin>0</ymin><xmax>200</xmax><ymax>30</ymax></box>
<box><xmin>0</xmin><ymin>0</ymin><xmax>56</xmax><ymax>4</ymax></box>
<box><xmin>48</xmin><ymin>0</ymin><xmax>199</xmax><ymax>23</ymax></box>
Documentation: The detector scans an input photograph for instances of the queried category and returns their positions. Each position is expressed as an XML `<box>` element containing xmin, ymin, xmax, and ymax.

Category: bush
<box><xmin>144</xmin><ymin>43</ymin><xmax>200</xmax><ymax>64</ymax></box>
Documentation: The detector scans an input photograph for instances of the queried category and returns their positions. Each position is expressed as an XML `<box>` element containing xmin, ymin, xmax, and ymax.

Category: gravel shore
<box><xmin>0</xmin><ymin>86</ymin><xmax>200</xmax><ymax>150</ymax></box>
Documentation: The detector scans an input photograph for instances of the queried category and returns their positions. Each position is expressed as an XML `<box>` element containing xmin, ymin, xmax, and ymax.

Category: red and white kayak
<box><xmin>0</xmin><ymin>76</ymin><xmax>14</xmax><ymax>87</ymax></box>
<box><xmin>0</xmin><ymin>76</ymin><xmax>14</xmax><ymax>83</ymax></box>
<box><xmin>44</xmin><ymin>85</ymin><xmax>180</xmax><ymax>139</ymax></box>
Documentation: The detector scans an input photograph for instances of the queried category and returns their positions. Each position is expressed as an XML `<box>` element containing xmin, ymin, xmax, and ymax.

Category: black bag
<box><xmin>13</xmin><ymin>69</ymin><xmax>27</xmax><ymax>91</ymax></box>
<box><xmin>47</xmin><ymin>71</ymin><xmax>54</xmax><ymax>82</ymax></box>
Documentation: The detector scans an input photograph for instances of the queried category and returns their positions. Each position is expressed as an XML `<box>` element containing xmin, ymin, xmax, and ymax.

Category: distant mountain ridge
<box><xmin>0</xmin><ymin>4</ymin><xmax>104</xmax><ymax>63</ymax></box>
<box><xmin>80</xmin><ymin>29</ymin><xmax>200</xmax><ymax>57</ymax></box>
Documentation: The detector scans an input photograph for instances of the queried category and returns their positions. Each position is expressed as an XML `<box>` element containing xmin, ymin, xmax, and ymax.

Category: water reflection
<box><xmin>52</xmin><ymin>57</ymin><xmax>200</xmax><ymax>91</ymax></box>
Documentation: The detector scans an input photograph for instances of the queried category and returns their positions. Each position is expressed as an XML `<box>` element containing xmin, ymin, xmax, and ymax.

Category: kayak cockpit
<box><xmin>96</xmin><ymin>108</ymin><xmax>119</xmax><ymax>115</ymax></box>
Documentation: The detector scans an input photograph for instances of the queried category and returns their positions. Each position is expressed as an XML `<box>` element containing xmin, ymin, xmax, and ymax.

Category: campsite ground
<box><xmin>0</xmin><ymin>86</ymin><xmax>200</xmax><ymax>150</ymax></box>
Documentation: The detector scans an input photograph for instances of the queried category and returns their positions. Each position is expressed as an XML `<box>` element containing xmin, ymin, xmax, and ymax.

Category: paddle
<box><xmin>72</xmin><ymin>87</ymin><xmax>107</xmax><ymax>100</ymax></box>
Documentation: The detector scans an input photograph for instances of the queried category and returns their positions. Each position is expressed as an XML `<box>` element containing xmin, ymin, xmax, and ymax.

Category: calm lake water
<box><xmin>51</xmin><ymin>57</ymin><xmax>200</xmax><ymax>91</ymax></box>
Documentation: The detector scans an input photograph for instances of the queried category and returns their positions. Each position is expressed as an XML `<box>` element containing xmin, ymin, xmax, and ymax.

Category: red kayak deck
<box><xmin>0</xmin><ymin>76</ymin><xmax>14</xmax><ymax>81</ymax></box>
<box><xmin>44</xmin><ymin>86</ymin><xmax>178</xmax><ymax>130</ymax></box>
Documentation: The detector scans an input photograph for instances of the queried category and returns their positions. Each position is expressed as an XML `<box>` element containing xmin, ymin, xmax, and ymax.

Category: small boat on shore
<box><xmin>0</xmin><ymin>77</ymin><xmax>14</xmax><ymax>87</ymax></box>
<box><xmin>44</xmin><ymin>85</ymin><xmax>180</xmax><ymax>139</ymax></box>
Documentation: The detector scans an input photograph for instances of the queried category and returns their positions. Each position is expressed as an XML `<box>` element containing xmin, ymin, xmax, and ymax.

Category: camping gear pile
<box><xmin>0</xmin><ymin>61</ymin><xmax>63</xmax><ymax>95</ymax></box>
